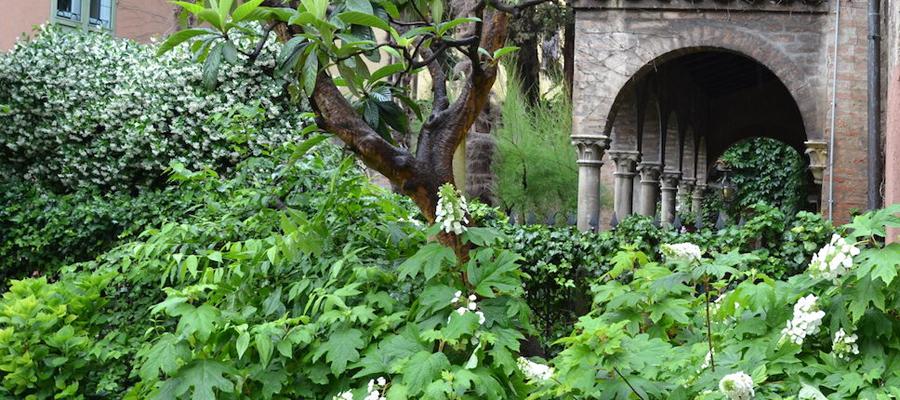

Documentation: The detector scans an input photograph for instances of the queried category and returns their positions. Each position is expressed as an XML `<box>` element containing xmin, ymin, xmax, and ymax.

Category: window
<box><xmin>52</xmin><ymin>0</ymin><xmax>114</xmax><ymax>30</ymax></box>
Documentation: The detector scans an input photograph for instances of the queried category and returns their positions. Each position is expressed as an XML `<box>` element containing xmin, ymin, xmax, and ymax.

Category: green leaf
<box><xmin>466</xmin><ymin>249</ymin><xmax>521</xmax><ymax>297</ymax></box>
<box><xmin>140</xmin><ymin>334</ymin><xmax>190</xmax><ymax>380</ymax></box>
<box><xmin>157</xmin><ymin>28</ymin><xmax>214</xmax><ymax>55</ymax></box>
<box><xmin>255</xmin><ymin>332</ymin><xmax>274</xmax><ymax>367</ymax></box>
<box><xmin>236</xmin><ymin>331</ymin><xmax>250</xmax><ymax>360</ymax></box>
<box><xmin>202</xmin><ymin>43</ymin><xmax>224</xmax><ymax>89</ymax></box>
<box><xmin>463</xmin><ymin>227</ymin><xmax>502</xmax><ymax>246</ymax></box>
<box><xmin>177</xmin><ymin>304</ymin><xmax>220</xmax><ymax>342</ymax></box>
<box><xmin>173</xmin><ymin>1</ymin><xmax>207</xmax><ymax>15</ymax></box>
<box><xmin>276</xmin><ymin>37</ymin><xmax>308</xmax><ymax>77</ymax></box>
<box><xmin>436</xmin><ymin>17</ymin><xmax>479</xmax><ymax>36</ymax></box>
<box><xmin>369</xmin><ymin>63</ymin><xmax>405</xmax><ymax>84</ymax></box>
<box><xmin>302</xmin><ymin>47</ymin><xmax>319</xmax><ymax>95</ymax></box>
<box><xmin>443</xmin><ymin>311</ymin><xmax>479</xmax><ymax>341</ymax></box>
<box><xmin>398</xmin><ymin>243</ymin><xmax>456</xmax><ymax>281</ymax></box>
<box><xmin>338</xmin><ymin>11</ymin><xmax>390</xmax><ymax>31</ymax></box>
<box><xmin>856</xmin><ymin>244</ymin><xmax>900</xmax><ymax>285</ymax></box>
<box><xmin>345</xmin><ymin>0</ymin><xmax>374</xmax><ymax>14</ymax></box>
<box><xmin>315</xmin><ymin>328</ymin><xmax>365</xmax><ymax>374</ymax></box>
<box><xmin>492</xmin><ymin>46</ymin><xmax>519</xmax><ymax>60</ymax></box>
<box><xmin>231</xmin><ymin>0</ymin><xmax>264</xmax><ymax>21</ymax></box>
<box><xmin>172</xmin><ymin>359</ymin><xmax>235</xmax><ymax>400</ymax></box>
<box><xmin>401</xmin><ymin>351</ymin><xmax>450</xmax><ymax>395</ymax></box>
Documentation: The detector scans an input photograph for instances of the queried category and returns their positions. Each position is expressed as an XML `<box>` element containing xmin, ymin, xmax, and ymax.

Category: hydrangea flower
<box><xmin>718</xmin><ymin>371</ymin><xmax>755</xmax><ymax>400</ymax></box>
<box><xmin>808</xmin><ymin>234</ymin><xmax>861</xmax><ymax>283</ymax></box>
<box><xmin>363</xmin><ymin>377</ymin><xmax>388</xmax><ymax>400</ymax></box>
<box><xmin>517</xmin><ymin>357</ymin><xmax>554</xmax><ymax>381</ymax></box>
<box><xmin>435</xmin><ymin>183</ymin><xmax>469</xmax><ymax>235</ymax></box>
<box><xmin>332</xmin><ymin>391</ymin><xmax>354</xmax><ymax>400</ymax></box>
<box><xmin>661</xmin><ymin>242</ymin><xmax>703</xmax><ymax>264</ymax></box>
<box><xmin>832</xmin><ymin>328</ymin><xmax>860</xmax><ymax>360</ymax></box>
<box><xmin>449</xmin><ymin>291</ymin><xmax>485</xmax><ymax>325</ymax></box>
<box><xmin>781</xmin><ymin>294</ymin><xmax>826</xmax><ymax>345</ymax></box>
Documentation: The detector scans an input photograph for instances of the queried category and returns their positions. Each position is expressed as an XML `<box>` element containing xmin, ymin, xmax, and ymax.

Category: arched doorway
<box><xmin>597</xmin><ymin>49</ymin><xmax>820</xmax><ymax>228</ymax></box>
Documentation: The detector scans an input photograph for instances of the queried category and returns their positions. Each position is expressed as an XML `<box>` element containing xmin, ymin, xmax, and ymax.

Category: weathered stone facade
<box><xmin>571</xmin><ymin>0</ymin><xmax>876</xmax><ymax>228</ymax></box>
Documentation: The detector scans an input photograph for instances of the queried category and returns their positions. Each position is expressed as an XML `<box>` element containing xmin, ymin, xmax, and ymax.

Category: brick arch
<box><xmin>587</xmin><ymin>25</ymin><xmax>821</xmax><ymax>141</ymax></box>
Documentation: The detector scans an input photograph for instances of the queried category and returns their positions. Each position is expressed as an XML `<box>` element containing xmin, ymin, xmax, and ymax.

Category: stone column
<box><xmin>608</xmin><ymin>150</ymin><xmax>640</xmax><ymax>222</ymax></box>
<box><xmin>660</xmin><ymin>171</ymin><xmax>681</xmax><ymax>226</ymax></box>
<box><xmin>804</xmin><ymin>140</ymin><xmax>828</xmax><ymax>186</ymax></box>
<box><xmin>573</xmin><ymin>135</ymin><xmax>610</xmax><ymax>231</ymax></box>
<box><xmin>692</xmin><ymin>184</ymin><xmax>707</xmax><ymax>219</ymax></box>
<box><xmin>678</xmin><ymin>178</ymin><xmax>695</xmax><ymax>213</ymax></box>
<box><xmin>637</xmin><ymin>162</ymin><xmax>662</xmax><ymax>217</ymax></box>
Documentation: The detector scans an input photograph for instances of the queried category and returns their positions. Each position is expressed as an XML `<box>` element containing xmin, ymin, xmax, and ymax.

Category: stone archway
<box><xmin>575</xmin><ymin>47</ymin><xmax>821</xmax><ymax>230</ymax></box>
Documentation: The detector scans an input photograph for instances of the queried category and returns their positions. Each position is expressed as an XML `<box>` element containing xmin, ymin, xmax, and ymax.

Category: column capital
<box><xmin>660</xmin><ymin>171</ymin><xmax>682</xmax><ymax>190</ymax></box>
<box><xmin>804</xmin><ymin>140</ymin><xmax>827</xmax><ymax>185</ymax></box>
<box><xmin>572</xmin><ymin>135</ymin><xmax>611</xmax><ymax>167</ymax></box>
<box><xmin>637</xmin><ymin>162</ymin><xmax>663</xmax><ymax>183</ymax></box>
<box><xmin>608</xmin><ymin>150</ymin><xmax>640</xmax><ymax>176</ymax></box>
<box><xmin>692</xmin><ymin>184</ymin><xmax>708</xmax><ymax>200</ymax></box>
<box><xmin>680</xmin><ymin>177</ymin><xmax>696</xmax><ymax>188</ymax></box>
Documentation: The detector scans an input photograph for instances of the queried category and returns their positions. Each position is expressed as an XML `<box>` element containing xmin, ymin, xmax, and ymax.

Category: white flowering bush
<box><xmin>780</xmin><ymin>294</ymin><xmax>826</xmax><ymax>346</ymax></box>
<box><xmin>0</xmin><ymin>25</ymin><xmax>306</xmax><ymax>191</ymax></box>
<box><xmin>661</xmin><ymin>242</ymin><xmax>703</xmax><ymax>264</ymax></box>
<box><xmin>517</xmin><ymin>357</ymin><xmax>554</xmax><ymax>382</ymax></box>
<box><xmin>831</xmin><ymin>328</ymin><xmax>859</xmax><ymax>360</ymax></box>
<box><xmin>719</xmin><ymin>371</ymin><xmax>755</xmax><ymax>400</ymax></box>
<box><xmin>435</xmin><ymin>183</ymin><xmax>469</xmax><ymax>235</ymax></box>
<box><xmin>808</xmin><ymin>234</ymin><xmax>861</xmax><ymax>283</ymax></box>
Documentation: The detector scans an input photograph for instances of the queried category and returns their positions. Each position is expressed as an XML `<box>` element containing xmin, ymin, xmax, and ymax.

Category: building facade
<box><xmin>0</xmin><ymin>0</ymin><xmax>177</xmax><ymax>51</ymax></box>
<box><xmin>570</xmin><ymin>0</ymin><xmax>900</xmax><ymax>230</ymax></box>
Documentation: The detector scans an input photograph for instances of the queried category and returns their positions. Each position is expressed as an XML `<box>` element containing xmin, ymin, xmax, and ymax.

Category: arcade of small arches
<box><xmin>571</xmin><ymin>49</ymin><xmax>826</xmax><ymax>231</ymax></box>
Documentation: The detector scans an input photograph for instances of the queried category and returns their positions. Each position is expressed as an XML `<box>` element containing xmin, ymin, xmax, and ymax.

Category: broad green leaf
<box><xmin>231</xmin><ymin>0</ymin><xmax>264</xmax><ymax>21</ymax></box>
<box><xmin>338</xmin><ymin>11</ymin><xmax>390</xmax><ymax>31</ymax></box>
<box><xmin>369</xmin><ymin>63</ymin><xmax>405</xmax><ymax>84</ymax></box>
<box><xmin>302</xmin><ymin>47</ymin><xmax>319</xmax><ymax>95</ymax></box>
<box><xmin>236</xmin><ymin>331</ymin><xmax>250</xmax><ymax>360</ymax></box>
<box><xmin>255</xmin><ymin>332</ymin><xmax>274</xmax><ymax>367</ymax></box>
<box><xmin>856</xmin><ymin>244</ymin><xmax>900</xmax><ymax>285</ymax></box>
<box><xmin>492</xmin><ymin>46</ymin><xmax>519</xmax><ymax>60</ymax></box>
<box><xmin>140</xmin><ymin>334</ymin><xmax>190</xmax><ymax>380</ymax></box>
<box><xmin>401</xmin><ymin>351</ymin><xmax>450</xmax><ymax>395</ymax></box>
<box><xmin>315</xmin><ymin>328</ymin><xmax>365</xmax><ymax>374</ymax></box>
<box><xmin>177</xmin><ymin>304</ymin><xmax>220</xmax><ymax>342</ymax></box>
<box><xmin>436</xmin><ymin>17</ymin><xmax>480</xmax><ymax>36</ymax></box>
<box><xmin>345</xmin><ymin>0</ymin><xmax>374</xmax><ymax>14</ymax></box>
<box><xmin>172</xmin><ymin>359</ymin><xmax>235</xmax><ymax>400</ymax></box>
<box><xmin>466</xmin><ymin>249</ymin><xmax>521</xmax><ymax>297</ymax></box>
<box><xmin>202</xmin><ymin>43</ymin><xmax>224</xmax><ymax>89</ymax></box>
<box><xmin>157</xmin><ymin>28</ymin><xmax>214</xmax><ymax>55</ymax></box>
<box><xmin>398</xmin><ymin>243</ymin><xmax>456</xmax><ymax>281</ymax></box>
<box><xmin>173</xmin><ymin>1</ymin><xmax>206</xmax><ymax>15</ymax></box>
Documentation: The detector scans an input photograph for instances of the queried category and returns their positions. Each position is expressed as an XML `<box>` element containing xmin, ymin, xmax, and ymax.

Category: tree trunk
<box><xmin>563</xmin><ymin>11</ymin><xmax>576</xmax><ymax>97</ymax></box>
<box><xmin>511</xmin><ymin>10</ymin><xmax>541</xmax><ymax>105</ymax></box>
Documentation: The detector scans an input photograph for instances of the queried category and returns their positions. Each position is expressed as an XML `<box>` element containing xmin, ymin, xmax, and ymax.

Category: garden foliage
<box><xmin>0</xmin><ymin>26</ymin><xmax>303</xmax><ymax>191</ymax></box>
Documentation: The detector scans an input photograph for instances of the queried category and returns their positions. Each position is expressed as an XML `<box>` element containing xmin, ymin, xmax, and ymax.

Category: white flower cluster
<box><xmin>331</xmin><ymin>377</ymin><xmax>389</xmax><ymax>400</ymax></box>
<box><xmin>450</xmin><ymin>290</ymin><xmax>485</xmax><ymax>325</ymax></box>
<box><xmin>832</xmin><ymin>328</ymin><xmax>860</xmax><ymax>360</ymax></box>
<box><xmin>363</xmin><ymin>377</ymin><xmax>388</xmax><ymax>400</ymax></box>
<box><xmin>0</xmin><ymin>25</ymin><xmax>306</xmax><ymax>191</ymax></box>
<box><xmin>699</xmin><ymin>348</ymin><xmax>715</xmax><ymax>370</ymax></box>
<box><xmin>435</xmin><ymin>183</ymin><xmax>469</xmax><ymax>235</ymax></box>
<box><xmin>808</xmin><ymin>234</ymin><xmax>861</xmax><ymax>283</ymax></box>
<box><xmin>781</xmin><ymin>294</ymin><xmax>826</xmax><ymax>345</ymax></box>
<box><xmin>718</xmin><ymin>371</ymin><xmax>755</xmax><ymax>400</ymax></box>
<box><xmin>517</xmin><ymin>357</ymin><xmax>554</xmax><ymax>381</ymax></box>
<box><xmin>333</xmin><ymin>391</ymin><xmax>353</xmax><ymax>400</ymax></box>
<box><xmin>661</xmin><ymin>242</ymin><xmax>703</xmax><ymax>264</ymax></box>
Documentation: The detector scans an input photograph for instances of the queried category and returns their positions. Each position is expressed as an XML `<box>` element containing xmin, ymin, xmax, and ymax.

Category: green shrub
<box><xmin>494</xmin><ymin>75</ymin><xmax>583</xmax><ymax>218</ymax></box>
<box><xmin>0</xmin><ymin>26</ymin><xmax>304</xmax><ymax>192</ymax></box>
<box><xmin>0</xmin><ymin>179</ymin><xmax>192</xmax><ymax>280</ymax></box>
<box><xmin>0</xmin><ymin>274</ymin><xmax>113</xmax><ymax>398</ymax></box>
<box><xmin>542</xmin><ymin>205</ymin><xmax>900</xmax><ymax>399</ymax></box>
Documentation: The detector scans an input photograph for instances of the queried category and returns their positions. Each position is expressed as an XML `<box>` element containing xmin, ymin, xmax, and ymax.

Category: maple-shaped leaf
<box><xmin>314</xmin><ymin>328</ymin><xmax>365</xmax><ymax>374</ymax></box>
<box><xmin>171</xmin><ymin>359</ymin><xmax>235</xmax><ymax>400</ymax></box>
<box><xmin>648</xmin><ymin>298</ymin><xmax>692</xmax><ymax>324</ymax></box>
<box><xmin>398</xmin><ymin>243</ymin><xmax>456</xmax><ymax>281</ymax></box>
<box><xmin>175</xmin><ymin>304</ymin><xmax>220</xmax><ymax>342</ymax></box>
<box><xmin>400</xmin><ymin>351</ymin><xmax>451</xmax><ymax>395</ymax></box>
<box><xmin>466</xmin><ymin>249</ymin><xmax>521</xmax><ymax>298</ymax></box>
<box><xmin>845</xmin><ymin>204</ymin><xmax>900</xmax><ymax>240</ymax></box>
<box><xmin>847</xmin><ymin>275</ymin><xmax>886</xmax><ymax>322</ymax></box>
<box><xmin>140</xmin><ymin>333</ymin><xmax>191</xmax><ymax>381</ymax></box>
<box><xmin>856</xmin><ymin>244</ymin><xmax>900</xmax><ymax>285</ymax></box>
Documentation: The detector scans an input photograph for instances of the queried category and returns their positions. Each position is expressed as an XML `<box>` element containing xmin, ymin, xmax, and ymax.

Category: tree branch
<box><xmin>310</xmin><ymin>72</ymin><xmax>417</xmax><ymax>187</ymax></box>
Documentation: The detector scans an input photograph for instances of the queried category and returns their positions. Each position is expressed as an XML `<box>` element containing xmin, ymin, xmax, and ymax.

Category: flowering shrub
<box><xmin>0</xmin><ymin>26</ymin><xmax>305</xmax><ymax>191</ymax></box>
<box><xmin>541</xmin><ymin>204</ymin><xmax>900</xmax><ymax>399</ymax></box>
